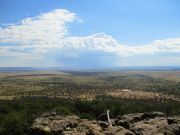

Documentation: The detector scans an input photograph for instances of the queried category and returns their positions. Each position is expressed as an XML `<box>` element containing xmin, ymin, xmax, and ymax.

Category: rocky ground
<box><xmin>31</xmin><ymin>112</ymin><xmax>180</xmax><ymax>135</ymax></box>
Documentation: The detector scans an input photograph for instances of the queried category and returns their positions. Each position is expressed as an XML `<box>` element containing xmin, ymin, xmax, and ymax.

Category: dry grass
<box><xmin>125</xmin><ymin>71</ymin><xmax>180</xmax><ymax>82</ymax></box>
<box><xmin>107</xmin><ymin>89</ymin><xmax>180</xmax><ymax>101</ymax></box>
<box><xmin>77</xmin><ymin>94</ymin><xmax>96</xmax><ymax>101</ymax></box>
<box><xmin>144</xmin><ymin>71</ymin><xmax>180</xmax><ymax>82</ymax></box>
<box><xmin>0</xmin><ymin>95</ymin><xmax>16</xmax><ymax>100</ymax></box>
<box><xmin>0</xmin><ymin>71</ymin><xmax>70</xmax><ymax>80</ymax></box>
<box><xmin>0</xmin><ymin>70</ymin><xmax>180</xmax><ymax>102</ymax></box>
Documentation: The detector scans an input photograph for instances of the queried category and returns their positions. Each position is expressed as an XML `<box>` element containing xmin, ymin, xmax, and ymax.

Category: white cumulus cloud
<box><xmin>0</xmin><ymin>9</ymin><xmax>76</xmax><ymax>56</ymax></box>
<box><xmin>0</xmin><ymin>8</ymin><xmax>180</xmax><ymax>64</ymax></box>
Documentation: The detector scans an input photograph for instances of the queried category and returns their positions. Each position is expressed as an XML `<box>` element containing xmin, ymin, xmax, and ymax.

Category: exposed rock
<box><xmin>32</xmin><ymin>113</ymin><xmax>80</xmax><ymax>134</ymax></box>
<box><xmin>79</xmin><ymin>120</ymin><xmax>103</xmax><ymax>135</ymax></box>
<box><xmin>130</xmin><ymin>117</ymin><xmax>173</xmax><ymax>135</ymax></box>
<box><xmin>31</xmin><ymin>112</ymin><xmax>180</xmax><ymax>135</ymax></box>
<box><xmin>62</xmin><ymin>129</ymin><xmax>86</xmax><ymax>135</ymax></box>
<box><xmin>98</xmin><ymin>121</ymin><xmax>109</xmax><ymax>129</ymax></box>
<box><xmin>115</xmin><ymin>112</ymin><xmax>180</xmax><ymax>135</ymax></box>
<box><xmin>104</xmin><ymin>126</ymin><xmax>135</xmax><ymax>135</ymax></box>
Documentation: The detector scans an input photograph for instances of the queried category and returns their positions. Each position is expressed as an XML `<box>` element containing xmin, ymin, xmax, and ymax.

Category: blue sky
<box><xmin>0</xmin><ymin>0</ymin><xmax>180</xmax><ymax>67</ymax></box>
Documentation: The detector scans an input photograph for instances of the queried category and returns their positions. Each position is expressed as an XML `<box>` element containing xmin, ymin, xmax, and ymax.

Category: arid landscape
<box><xmin>1</xmin><ymin>0</ymin><xmax>180</xmax><ymax>134</ymax></box>
<box><xmin>0</xmin><ymin>69</ymin><xmax>180</xmax><ymax>135</ymax></box>
<box><xmin>0</xmin><ymin>70</ymin><xmax>180</xmax><ymax>101</ymax></box>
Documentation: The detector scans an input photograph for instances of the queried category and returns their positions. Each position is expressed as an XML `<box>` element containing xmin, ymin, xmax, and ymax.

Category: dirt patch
<box><xmin>107</xmin><ymin>90</ymin><xmax>180</xmax><ymax>101</ymax></box>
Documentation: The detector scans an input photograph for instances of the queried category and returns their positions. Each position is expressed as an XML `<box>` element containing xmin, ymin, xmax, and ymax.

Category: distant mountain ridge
<box><xmin>0</xmin><ymin>66</ymin><xmax>180</xmax><ymax>72</ymax></box>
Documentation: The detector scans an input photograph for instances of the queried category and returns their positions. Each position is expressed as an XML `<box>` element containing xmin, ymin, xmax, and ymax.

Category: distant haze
<box><xmin>0</xmin><ymin>0</ymin><xmax>180</xmax><ymax>67</ymax></box>
<box><xmin>0</xmin><ymin>66</ymin><xmax>180</xmax><ymax>72</ymax></box>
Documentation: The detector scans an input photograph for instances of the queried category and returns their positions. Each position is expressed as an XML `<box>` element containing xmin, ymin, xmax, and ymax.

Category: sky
<box><xmin>0</xmin><ymin>0</ymin><xmax>180</xmax><ymax>67</ymax></box>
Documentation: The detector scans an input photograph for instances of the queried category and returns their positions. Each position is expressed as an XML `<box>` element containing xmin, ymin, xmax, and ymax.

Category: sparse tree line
<box><xmin>0</xmin><ymin>74</ymin><xmax>180</xmax><ymax>98</ymax></box>
<box><xmin>0</xmin><ymin>72</ymin><xmax>180</xmax><ymax>135</ymax></box>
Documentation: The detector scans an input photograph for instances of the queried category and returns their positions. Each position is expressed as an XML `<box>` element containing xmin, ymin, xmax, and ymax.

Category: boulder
<box><xmin>104</xmin><ymin>126</ymin><xmax>135</xmax><ymax>135</ymax></box>
<box><xmin>62</xmin><ymin>129</ymin><xmax>86</xmax><ymax>135</ymax></box>
<box><xmin>32</xmin><ymin>113</ymin><xmax>80</xmax><ymax>135</ymax></box>
<box><xmin>31</xmin><ymin>112</ymin><xmax>180</xmax><ymax>135</ymax></box>
<box><xmin>79</xmin><ymin>120</ymin><xmax>103</xmax><ymax>135</ymax></box>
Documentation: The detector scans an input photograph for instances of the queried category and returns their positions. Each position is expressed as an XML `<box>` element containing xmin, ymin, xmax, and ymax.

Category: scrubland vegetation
<box><xmin>0</xmin><ymin>70</ymin><xmax>180</xmax><ymax>135</ymax></box>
